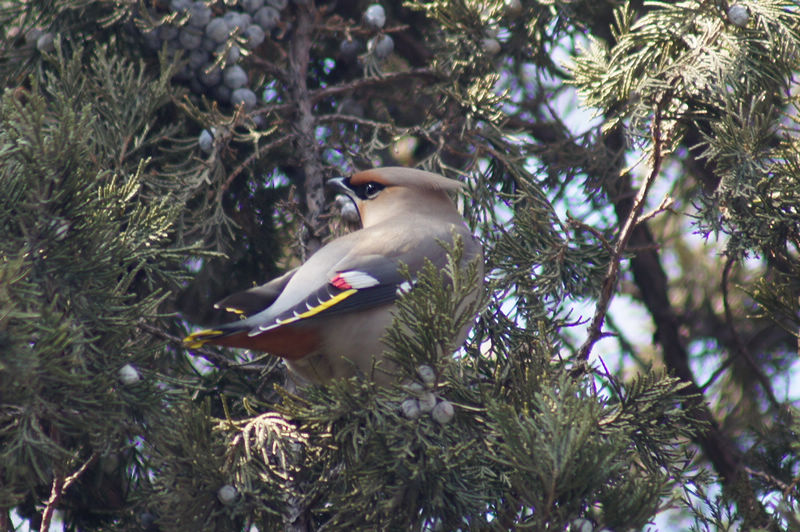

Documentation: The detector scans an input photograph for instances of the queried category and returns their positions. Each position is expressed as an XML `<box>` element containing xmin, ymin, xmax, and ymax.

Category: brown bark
<box><xmin>288</xmin><ymin>2</ymin><xmax>326</xmax><ymax>259</ymax></box>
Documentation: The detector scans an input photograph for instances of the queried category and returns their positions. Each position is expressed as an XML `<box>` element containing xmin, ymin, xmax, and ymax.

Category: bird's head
<box><xmin>327</xmin><ymin>167</ymin><xmax>464</xmax><ymax>227</ymax></box>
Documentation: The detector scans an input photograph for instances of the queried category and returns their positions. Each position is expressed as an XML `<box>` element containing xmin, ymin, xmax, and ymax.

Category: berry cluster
<box><xmin>139</xmin><ymin>0</ymin><xmax>289</xmax><ymax>110</ymax></box>
<box><xmin>135</xmin><ymin>2</ymin><xmax>393</xmax><ymax>150</ymax></box>
<box><xmin>400</xmin><ymin>365</ymin><xmax>455</xmax><ymax>425</ymax></box>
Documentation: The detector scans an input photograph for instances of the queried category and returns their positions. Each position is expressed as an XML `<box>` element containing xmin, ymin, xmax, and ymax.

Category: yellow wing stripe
<box><xmin>183</xmin><ymin>329</ymin><xmax>224</xmax><ymax>349</ymax></box>
<box><xmin>277</xmin><ymin>288</ymin><xmax>358</xmax><ymax>325</ymax></box>
<box><xmin>184</xmin><ymin>289</ymin><xmax>359</xmax><ymax>347</ymax></box>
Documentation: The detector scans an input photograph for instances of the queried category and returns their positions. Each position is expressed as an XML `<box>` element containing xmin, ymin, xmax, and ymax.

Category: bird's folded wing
<box><xmin>252</xmin><ymin>255</ymin><xmax>417</xmax><ymax>334</ymax></box>
<box><xmin>213</xmin><ymin>266</ymin><xmax>299</xmax><ymax>316</ymax></box>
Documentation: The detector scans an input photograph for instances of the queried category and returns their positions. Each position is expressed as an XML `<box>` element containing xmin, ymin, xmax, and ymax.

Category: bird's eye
<box><xmin>364</xmin><ymin>182</ymin><xmax>384</xmax><ymax>198</ymax></box>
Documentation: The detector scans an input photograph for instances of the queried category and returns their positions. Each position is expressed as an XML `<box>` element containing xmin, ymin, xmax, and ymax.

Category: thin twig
<box><xmin>316</xmin><ymin>113</ymin><xmax>395</xmax><ymax>129</ymax></box>
<box><xmin>699</xmin><ymin>353</ymin><xmax>736</xmax><ymax>391</ymax></box>
<box><xmin>40</xmin><ymin>454</ymin><xmax>98</xmax><ymax>532</ymax></box>
<box><xmin>221</xmin><ymin>134</ymin><xmax>294</xmax><ymax>193</ymax></box>
<box><xmin>743</xmin><ymin>465</ymin><xmax>792</xmax><ymax>493</ymax></box>
<box><xmin>567</xmin><ymin>216</ymin><xmax>614</xmax><ymax>254</ymax></box>
<box><xmin>576</xmin><ymin>102</ymin><xmax>668</xmax><ymax>363</ymax></box>
<box><xmin>308</xmin><ymin>68</ymin><xmax>438</xmax><ymax>105</ymax></box>
<box><xmin>721</xmin><ymin>257</ymin><xmax>782</xmax><ymax>410</ymax></box>
<box><xmin>638</xmin><ymin>194</ymin><xmax>674</xmax><ymax>224</ymax></box>
<box><xmin>251</xmin><ymin>68</ymin><xmax>439</xmax><ymax>121</ymax></box>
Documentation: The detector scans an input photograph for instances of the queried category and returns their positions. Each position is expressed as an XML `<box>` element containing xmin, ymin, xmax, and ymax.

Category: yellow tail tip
<box><xmin>183</xmin><ymin>329</ymin><xmax>224</xmax><ymax>349</ymax></box>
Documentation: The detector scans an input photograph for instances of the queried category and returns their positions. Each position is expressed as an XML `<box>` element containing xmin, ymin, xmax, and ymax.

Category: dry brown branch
<box><xmin>576</xmin><ymin>101</ymin><xmax>667</xmax><ymax>362</ymax></box>
<box><xmin>40</xmin><ymin>454</ymin><xmax>98</xmax><ymax>532</ymax></box>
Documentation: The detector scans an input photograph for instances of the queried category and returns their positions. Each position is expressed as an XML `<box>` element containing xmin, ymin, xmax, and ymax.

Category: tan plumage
<box><xmin>183</xmin><ymin>167</ymin><xmax>483</xmax><ymax>385</ymax></box>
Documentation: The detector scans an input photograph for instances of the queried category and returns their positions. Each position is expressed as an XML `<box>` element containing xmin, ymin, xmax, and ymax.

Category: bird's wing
<box><xmin>251</xmin><ymin>252</ymin><xmax>422</xmax><ymax>334</ymax></box>
<box><xmin>183</xmin><ymin>224</ymin><xmax>468</xmax><ymax>348</ymax></box>
<box><xmin>182</xmin><ymin>252</ymin><xmax>419</xmax><ymax>348</ymax></box>
<box><xmin>252</xmin><ymin>222</ymin><xmax>479</xmax><ymax>335</ymax></box>
<box><xmin>212</xmin><ymin>266</ymin><xmax>299</xmax><ymax>316</ymax></box>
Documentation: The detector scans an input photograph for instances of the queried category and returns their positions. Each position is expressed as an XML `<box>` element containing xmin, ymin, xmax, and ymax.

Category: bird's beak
<box><xmin>326</xmin><ymin>177</ymin><xmax>350</xmax><ymax>195</ymax></box>
<box><xmin>327</xmin><ymin>177</ymin><xmax>361</xmax><ymax>223</ymax></box>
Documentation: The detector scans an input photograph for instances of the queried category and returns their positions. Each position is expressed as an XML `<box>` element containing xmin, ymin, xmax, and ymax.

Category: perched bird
<box><xmin>183</xmin><ymin>167</ymin><xmax>483</xmax><ymax>385</ymax></box>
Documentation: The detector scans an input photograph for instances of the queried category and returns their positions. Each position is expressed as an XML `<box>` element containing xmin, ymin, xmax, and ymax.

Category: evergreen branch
<box><xmin>576</xmin><ymin>100</ymin><xmax>667</xmax><ymax>363</ymax></box>
<box><xmin>493</xmin><ymin>72</ymin><xmax>775</xmax><ymax>524</ymax></box>
<box><xmin>540</xmin><ymin>76</ymin><xmax>776</xmax><ymax>523</ymax></box>
<box><xmin>605</xmin><ymin>153</ymin><xmax>775</xmax><ymax>529</ymax></box>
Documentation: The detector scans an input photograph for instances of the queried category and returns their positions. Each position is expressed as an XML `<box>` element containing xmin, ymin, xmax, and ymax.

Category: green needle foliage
<box><xmin>1</xmin><ymin>0</ymin><xmax>799</xmax><ymax>530</ymax></box>
<box><xmin>0</xmin><ymin>44</ymin><xmax>195</xmax><ymax>528</ymax></box>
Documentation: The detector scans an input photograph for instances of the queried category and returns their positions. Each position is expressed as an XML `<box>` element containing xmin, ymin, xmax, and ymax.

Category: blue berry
<box><xmin>142</xmin><ymin>29</ymin><xmax>162</xmax><ymax>51</ymax></box>
<box><xmin>157</xmin><ymin>25</ymin><xmax>179</xmax><ymax>41</ymax></box>
<box><xmin>364</xmin><ymin>4</ymin><xmax>386</xmax><ymax>30</ymax></box>
<box><xmin>243</xmin><ymin>25</ymin><xmax>265</xmax><ymax>48</ymax></box>
<box><xmin>198</xmin><ymin>129</ymin><xmax>214</xmax><ymax>152</ymax></box>
<box><xmin>241</xmin><ymin>0</ymin><xmax>264</xmax><ymax>13</ymax></box>
<box><xmin>369</xmin><ymin>34</ymin><xmax>393</xmax><ymax>59</ymax></box>
<box><xmin>217</xmin><ymin>44</ymin><xmax>240</xmax><ymax>64</ymax></box>
<box><xmin>198</xmin><ymin>65</ymin><xmax>222</xmax><ymax>86</ymax></box>
<box><xmin>170</xmin><ymin>0</ymin><xmax>191</xmax><ymax>11</ymax></box>
<box><xmin>231</xmin><ymin>88</ymin><xmax>257</xmax><ymax>110</ymax></box>
<box><xmin>189</xmin><ymin>48</ymin><xmax>210</xmax><ymax>68</ymax></box>
<box><xmin>223</xmin><ymin>65</ymin><xmax>248</xmax><ymax>89</ymax></box>
<box><xmin>214</xmin><ymin>85</ymin><xmax>232</xmax><ymax>103</ymax></box>
<box><xmin>206</xmin><ymin>18</ymin><xmax>230</xmax><ymax>44</ymax></box>
<box><xmin>339</xmin><ymin>39</ymin><xmax>361</xmax><ymax>58</ymax></box>
<box><xmin>179</xmin><ymin>27</ymin><xmax>203</xmax><ymax>49</ymax></box>
<box><xmin>224</xmin><ymin>11</ymin><xmax>249</xmax><ymax>31</ymax></box>
<box><xmin>254</xmin><ymin>6</ymin><xmax>279</xmax><ymax>31</ymax></box>
<box><xmin>36</xmin><ymin>32</ymin><xmax>55</xmax><ymax>52</ymax></box>
<box><xmin>188</xmin><ymin>2</ymin><xmax>212</xmax><ymax>28</ymax></box>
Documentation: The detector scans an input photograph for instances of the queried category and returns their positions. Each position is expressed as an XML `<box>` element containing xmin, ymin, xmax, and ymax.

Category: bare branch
<box><xmin>576</xmin><ymin>102</ymin><xmax>667</xmax><ymax>362</ymax></box>
<box><xmin>638</xmin><ymin>194</ymin><xmax>674</xmax><ymax>224</ymax></box>
<box><xmin>309</xmin><ymin>68</ymin><xmax>439</xmax><ymax>104</ymax></box>
<box><xmin>40</xmin><ymin>454</ymin><xmax>98</xmax><ymax>532</ymax></box>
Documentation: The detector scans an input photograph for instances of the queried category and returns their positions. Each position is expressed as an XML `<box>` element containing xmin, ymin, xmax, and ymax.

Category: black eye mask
<box><xmin>344</xmin><ymin>178</ymin><xmax>386</xmax><ymax>200</ymax></box>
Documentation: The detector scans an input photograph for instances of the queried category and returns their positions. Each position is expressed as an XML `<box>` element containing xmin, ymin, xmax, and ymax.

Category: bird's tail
<box><xmin>183</xmin><ymin>321</ymin><xmax>247</xmax><ymax>349</ymax></box>
<box><xmin>183</xmin><ymin>329</ymin><xmax>224</xmax><ymax>348</ymax></box>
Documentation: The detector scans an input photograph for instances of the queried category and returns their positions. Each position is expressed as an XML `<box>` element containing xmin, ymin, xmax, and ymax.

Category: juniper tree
<box><xmin>1</xmin><ymin>1</ymin><xmax>798</xmax><ymax>531</ymax></box>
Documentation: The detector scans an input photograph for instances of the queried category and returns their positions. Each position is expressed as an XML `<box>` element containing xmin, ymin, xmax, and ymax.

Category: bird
<box><xmin>183</xmin><ymin>166</ymin><xmax>483</xmax><ymax>385</ymax></box>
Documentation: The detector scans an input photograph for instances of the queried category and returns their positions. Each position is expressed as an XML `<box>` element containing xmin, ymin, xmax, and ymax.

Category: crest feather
<box><xmin>350</xmin><ymin>167</ymin><xmax>464</xmax><ymax>191</ymax></box>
